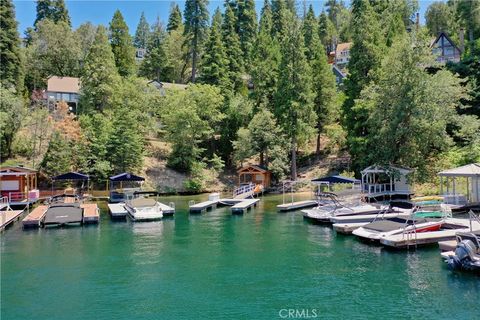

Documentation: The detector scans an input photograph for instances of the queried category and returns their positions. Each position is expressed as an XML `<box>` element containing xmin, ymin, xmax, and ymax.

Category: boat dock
<box><xmin>108</xmin><ymin>203</ymin><xmax>127</xmax><ymax>218</ymax></box>
<box><xmin>333</xmin><ymin>223</ymin><xmax>366</xmax><ymax>234</ymax></box>
<box><xmin>81</xmin><ymin>203</ymin><xmax>100</xmax><ymax>224</ymax></box>
<box><xmin>189</xmin><ymin>200</ymin><xmax>219</xmax><ymax>213</ymax></box>
<box><xmin>0</xmin><ymin>209</ymin><xmax>24</xmax><ymax>231</ymax></box>
<box><xmin>157</xmin><ymin>202</ymin><xmax>175</xmax><ymax>216</ymax></box>
<box><xmin>277</xmin><ymin>200</ymin><xmax>317</xmax><ymax>212</ymax></box>
<box><xmin>22</xmin><ymin>205</ymin><xmax>48</xmax><ymax>228</ymax></box>
<box><xmin>231</xmin><ymin>198</ymin><xmax>260</xmax><ymax>214</ymax></box>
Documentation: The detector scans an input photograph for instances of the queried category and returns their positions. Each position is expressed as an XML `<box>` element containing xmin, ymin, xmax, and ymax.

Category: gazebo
<box><xmin>51</xmin><ymin>171</ymin><xmax>90</xmax><ymax>197</ymax></box>
<box><xmin>438</xmin><ymin>163</ymin><xmax>480</xmax><ymax>204</ymax></box>
<box><xmin>360</xmin><ymin>165</ymin><xmax>413</xmax><ymax>202</ymax></box>
<box><xmin>108</xmin><ymin>172</ymin><xmax>145</xmax><ymax>203</ymax></box>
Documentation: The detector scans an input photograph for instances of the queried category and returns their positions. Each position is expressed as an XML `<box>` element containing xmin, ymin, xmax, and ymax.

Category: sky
<box><xmin>13</xmin><ymin>0</ymin><xmax>436</xmax><ymax>35</ymax></box>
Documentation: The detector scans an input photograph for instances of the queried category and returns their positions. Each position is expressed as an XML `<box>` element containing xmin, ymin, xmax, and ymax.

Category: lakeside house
<box><xmin>237</xmin><ymin>165</ymin><xmax>271</xmax><ymax>189</ymax></box>
<box><xmin>46</xmin><ymin>76</ymin><xmax>80</xmax><ymax>114</ymax></box>
<box><xmin>360</xmin><ymin>165</ymin><xmax>413</xmax><ymax>202</ymax></box>
<box><xmin>0</xmin><ymin>166</ymin><xmax>39</xmax><ymax>206</ymax></box>
<box><xmin>430</xmin><ymin>31</ymin><xmax>464</xmax><ymax>64</ymax></box>
<box><xmin>334</xmin><ymin>42</ymin><xmax>352</xmax><ymax>70</ymax></box>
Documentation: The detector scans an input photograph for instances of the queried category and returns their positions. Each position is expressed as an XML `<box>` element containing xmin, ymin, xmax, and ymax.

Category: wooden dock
<box><xmin>189</xmin><ymin>200</ymin><xmax>218</xmax><ymax>213</ymax></box>
<box><xmin>22</xmin><ymin>205</ymin><xmax>48</xmax><ymax>228</ymax></box>
<box><xmin>332</xmin><ymin>222</ymin><xmax>366</xmax><ymax>234</ymax></box>
<box><xmin>277</xmin><ymin>200</ymin><xmax>317</xmax><ymax>212</ymax></box>
<box><xmin>81</xmin><ymin>203</ymin><xmax>100</xmax><ymax>224</ymax></box>
<box><xmin>108</xmin><ymin>203</ymin><xmax>127</xmax><ymax>218</ymax></box>
<box><xmin>231</xmin><ymin>198</ymin><xmax>260</xmax><ymax>214</ymax></box>
<box><xmin>0</xmin><ymin>209</ymin><xmax>24</xmax><ymax>231</ymax></box>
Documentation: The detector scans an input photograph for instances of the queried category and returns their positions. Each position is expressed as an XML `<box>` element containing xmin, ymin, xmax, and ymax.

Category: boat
<box><xmin>42</xmin><ymin>194</ymin><xmax>84</xmax><ymax>227</ymax></box>
<box><xmin>125</xmin><ymin>197</ymin><xmax>163</xmax><ymax>221</ymax></box>
<box><xmin>443</xmin><ymin>231</ymin><xmax>480</xmax><ymax>272</ymax></box>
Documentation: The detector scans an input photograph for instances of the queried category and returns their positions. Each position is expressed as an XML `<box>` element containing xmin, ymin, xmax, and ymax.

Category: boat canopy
<box><xmin>311</xmin><ymin>175</ymin><xmax>360</xmax><ymax>184</ymax></box>
<box><xmin>109</xmin><ymin>172</ymin><xmax>145</xmax><ymax>182</ymax></box>
<box><xmin>52</xmin><ymin>172</ymin><xmax>89</xmax><ymax>181</ymax></box>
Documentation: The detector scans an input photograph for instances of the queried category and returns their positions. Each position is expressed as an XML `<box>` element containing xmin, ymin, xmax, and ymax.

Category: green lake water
<box><xmin>1</xmin><ymin>194</ymin><xmax>479</xmax><ymax>319</ymax></box>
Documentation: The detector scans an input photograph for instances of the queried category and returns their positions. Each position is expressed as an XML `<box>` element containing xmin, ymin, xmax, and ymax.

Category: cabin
<box><xmin>0</xmin><ymin>166</ymin><xmax>39</xmax><ymax>206</ymax></box>
<box><xmin>237</xmin><ymin>165</ymin><xmax>271</xmax><ymax>189</ymax></box>
<box><xmin>438</xmin><ymin>163</ymin><xmax>480</xmax><ymax>205</ymax></box>
<box><xmin>334</xmin><ymin>42</ymin><xmax>352</xmax><ymax>69</ymax></box>
<box><xmin>361</xmin><ymin>165</ymin><xmax>413</xmax><ymax>202</ymax></box>
<box><xmin>46</xmin><ymin>76</ymin><xmax>80</xmax><ymax>114</ymax></box>
<box><xmin>430</xmin><ymin>31</ymin><xmax>463</xmax><ymax>64</ymax></box>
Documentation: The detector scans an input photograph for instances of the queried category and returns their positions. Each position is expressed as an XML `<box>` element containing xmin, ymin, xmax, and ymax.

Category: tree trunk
<box><xmin>315</xmin><ymin>128</ymin><xmax>321</xmax><ymax>161</ymax></box>
<box><xmin>259</xmin><ymin>152</ymin><xmax>264</xmax><ymax>166</ymax></box>
<box><xmin>191</xmin><ymin>31</ymin><xmax>198</xmax><ymax>83</ymax></box>
<box><xmin>290</xmin><ymin>136</ymin><xmax>297</xmax><ymax>181</ymax></box>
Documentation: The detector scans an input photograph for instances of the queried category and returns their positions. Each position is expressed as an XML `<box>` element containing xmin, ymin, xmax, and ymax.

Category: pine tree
<box><xmin>275</xmin><ymin>12</ymin><xmax>315</xmax><ymax>180</ymax></box>
<box><xmin>222</xmin><ymin>4</ymin><xmax>243</xmax><ymax>90</ymax></box>
<box><xmin>271</xmin><ymin>0</ymin><xmax>288</xmax><ymax>38</ymax></box>
<box><xmin>109</xmin><ymin>10</ymin><xmax>136</xmax><ymax>77</ymax></box>
<box><xmin>342</xmin><ymin>0</ymin><xmax>385</xmax><ymax>170</ymax></box>
<box><xmin>34</xmin><ymin>0</ymin><xmax>54</xmax><ymax>27</ymax></box>
<box><xmin>80</xmin><ymin>26</ymin><xmax>119</xmax><ymax>113</ymax></box>
<box><xmin>134</xmin><ymin>12</ymin><xmax>150</xmax><ymax>49</ymax></box>
<box><xmin>183</xmin><ymin>0</ymin><xmax>210</xmax><ymax>82</ymax></box>
<box><xmin>318</xmin><ymin>10</ymin><xmax>336</xmax><ymax>53</ymax></box>
<box><xmin>53</xmin><ymin>0</ymin><xmax>71</xmax><ymax>26</ymax></box>
<box><xmin>0</xmin><ymin>0</ymin><xmax>24</xmax><ymax>92</ymax></box>
<box><xmin>167</xmin><ymin>3</ymin><xmax>182</xmax><ymax>32</ymax></box>
<box><xmin>237</xmin><ymin>0</ymin><xmax>257</xmax><ymax>63</ymax></box>
<box><xmin>302</xmin><ymin>5</ymin><xmax>318</xmax><ymax>61</ymax></box>
<box><xmin>139</xmin><ymin>17</ymin><xmax>168</xmax><ymax>81</ymax></box>
<box><xmin>200</xmin><ymin>8</ymin><xmax>229</xmax><ymax>89</ymax></box>
<box><xmin>259</xmin><ymin>0</ymin><xmax>273</xmax><ymax>34</ymax></box>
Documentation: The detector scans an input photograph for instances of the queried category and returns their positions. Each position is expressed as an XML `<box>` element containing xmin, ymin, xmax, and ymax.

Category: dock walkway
<box><xmin>231</xmin><ymin>199</ymin><xmax>260</xmax><ymax>214</ymax></box>
<box><xmin>81</xmin><ymin>203</ymin><xmax>100</xmax><ymax>223</ymax></box>
<box><xmin>189</xmin><ymin>198</ymin><xmax>259</xmax><ymax>214</ymax></box>
<box><xmin>189</xmin><ymin>200</ymin><xmax>219</xmax><ymax>213</ymax></box>
<box><xmin>277</xmin><ymin>200</ymin><xmax>317</xmax><ymax>212</ymax></box>
<box><xmin>108</xmin><ymin>203</ymin><xmax>127</xmax><ymax>218</ymax></box>
<box><xmin>157</xmin><ymin>202</ymin><xmax>175</xmax><ymax>216</ymax></box>
<box><xmin>22</xmin><ymin>205</ymin><xmax>48</xmax><ymax>228</ymax></box>
<box><xmin>0</xmin><ymin>209</ymin><xmax>24</xmax><ymax>231</ymax></box>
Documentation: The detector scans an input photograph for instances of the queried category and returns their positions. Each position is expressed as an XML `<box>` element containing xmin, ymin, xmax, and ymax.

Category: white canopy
<box><xmin>361</xmin><ymin>165</ymin><xmax>411</xmax><ymax>175</ymax></box>
<box><xmin>438</xmin><ymin>163</ymin><xmax>480</xmax><ymax>177</ymax></box>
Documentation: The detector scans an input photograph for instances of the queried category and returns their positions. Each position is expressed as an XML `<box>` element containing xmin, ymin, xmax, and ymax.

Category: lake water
<box><xmin>1</xmin><ymin>194</ymin><xmax>478</xmax><ymax>319</ymax></box>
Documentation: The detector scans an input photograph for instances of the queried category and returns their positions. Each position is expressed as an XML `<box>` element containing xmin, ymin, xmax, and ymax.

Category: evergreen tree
<box><xmin>222</xmin><ymin>4</ymin><xmax>244</xmax><ymax>90</ymax></box>
<box><xmin>318</xmin><ymin>10</ymin><xmax>336</xmax><ymax>52</ymax></box>
<box><xmin>200</xmin><ymin>8</ymin><xmax>229</xmax><ymax>89</ymax></box>
<box><xmin>134</xmin><ymin>12</ymin><xmax>150</xmax><ymax>49</ymax></box>
<box><xmin>302</xmin><ymin>5</ymin><xmax>318</xmax><ymax>61</ymax></box>
<box><xmin>275</xmin><ymin>13</ymin><xmax>315</xmax><ymax>180</ymax></box>
<box><xmin>271</xmin><ymin>0</ymin><xmax>289</xmax><ymax>38</ymax></box>
<box><xmin>80</xmin><ymin>26</ymin><xmax>119</xmax><ymax>113</ymax></box>
<box><xmin>259</xmin><ymin>0</ymin><xmax>273</xmax><ymax>34</ymax></box>
<box><xmin>183</xmin><ymin>0</ymin><xmax>210</xmax><ymax>82</ymax></box>
<box><xmin>167</xmin><ymin>3</ymin><xmax>183</xmax><ymax>32</ymax></box>
<box><xmin>34</xmin><ymin>0</ymin><xmax>54</xmax><ymax>27</ymax></box>
<box><xmin>425</xmin><ymin>2</ymin><xmax>455</xmax><ymax>37</ymax></box>
<box><xmin>40</xmin><ymin>132</ymin><xmax>72</xmax><ymax>176</ymax></box>
<box><xmin>139</xmin><ymin>17</ymin><xmax>168</xmax><ymax>81</ymax></box>
<box><xmin>52</xmin><ymin>0</ymin><xmax>71</xmax><ymax>26</ymax></box>
<box><xmin>109</xmin><ymin>10</ymin><xmax>136</xmax><ymax>77</ymax></box>
<box><xmin>342</xmin><ymin>0</ymin><xmax>385</xmax><ymax>171</ymax></box>
<box><xmin>237</xmin><ymin>0</ymin><xmax>257</xmax><ymax>63</ymax></box>
<box><xmin>457</xmin><ymin>0</ymin><xmax>480</xmax><ymax>45</ymax></box>
<box><xmin>0</xmin><ymin>0</ymin><xmax>24</xmax><ymax>92</ymax></box>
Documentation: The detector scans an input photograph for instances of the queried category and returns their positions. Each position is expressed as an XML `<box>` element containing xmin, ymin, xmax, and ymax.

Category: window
<box><xmin>56</xmin><ymin>92</ymin><xmax>61</xmax><ymax>100</ymax></box>
<box><xmin>62</xmin><ymin>93</ymin><xmax>70</xmax><ymax>101</ymax></box>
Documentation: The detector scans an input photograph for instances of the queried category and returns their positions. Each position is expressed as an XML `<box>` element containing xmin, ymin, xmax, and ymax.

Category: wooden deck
<box><xmin>108</xmin><ymin>203</ymin><xmax>127</xmax><ymax>218</ymax></box>
<box><xmin>81</xmin><ymin>203</ymin><xmax>100</xmax><ymax>223</ymax></box>
<box><xmin>22</xmin><ymin>205</ymin><xmax>48</xmax><ymax>228</ymax></box>
<box><xmin>0</xmin><ymin>209</ymin><xmax>24</xmax><ymax>231</ymax></box>
<box><xmin>231</xmin><ymin>199</ymin><xmax>260</xmax><ymax>214</ymax></box>
<box><xmin>277</xmin><ymin>200</ymin><xmax>317</xmax><ymax>212</ymax></box>
<box><xmin>332</xmin><ymin>222</ymin><xmax>366</xmax><ymax>234</ymax></box>
<box><xmin>189</xmin><ymin>200</ymin><xmax>218</xmax><ymax>213</ymax></box>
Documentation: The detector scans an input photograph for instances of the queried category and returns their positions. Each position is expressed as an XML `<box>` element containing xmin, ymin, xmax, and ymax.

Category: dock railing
<box><xmin>233</xmin><ymin>183</ymin><xmax>255</xmax><ymax>199</ymax></box>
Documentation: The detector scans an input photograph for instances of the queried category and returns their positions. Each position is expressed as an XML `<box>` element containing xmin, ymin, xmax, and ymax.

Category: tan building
<box><xmin>46</xmin><ymin>76</ymin><xmax>80</xmax><ymax>114</ymax></box>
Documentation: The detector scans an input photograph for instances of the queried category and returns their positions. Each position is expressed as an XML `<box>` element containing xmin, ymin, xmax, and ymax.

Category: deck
<box><xmin>158</xmin><ymin>202</ymin><xmax>175</xmax><ymax>216</ymax></box>
<box><xmin>108</xmin><ymin>203</ymin><xmax>127</xmax><ymax>218</ymax></box>
<box><xmin>277</xmin><ymin>200</ymin><xmax>318</xmax><ymax>212</ymax></box>
<box><xmin>189</xmin><ymin>200</ymin><xmax>219</xmax><ymax>213</ymax></box>
<box><xmin>231</xmin><ymin>199</ymin><xmax>260</xmax><ymax>214</ymax></box>
<box><xmin>81</xmin><ymin>203</ymin><xmax>100</xmax><ymax>223</ymax></box>
<box><xmin>0</xmin><ymin>209</ymin><xmax>24</xmax><ymax>231</ymax></box>
<box><xmin>22</xmin><ymin>205</ymin><xmax>48</xmax><ymax>228</ymax></box>
<box><xmin>332</xmin><ymin>223</ymin><xmax>366</xmax><ymax>234</ymax></box>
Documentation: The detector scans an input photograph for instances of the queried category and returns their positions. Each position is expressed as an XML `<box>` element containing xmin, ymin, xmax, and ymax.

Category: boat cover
<box><xmin>43</xmin><ymin>204</ymin><xmax>83</xmax><ymax>225</ymax></box>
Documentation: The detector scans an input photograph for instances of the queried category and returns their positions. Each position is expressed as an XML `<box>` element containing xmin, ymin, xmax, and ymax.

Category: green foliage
<box><xmin>167</xmin><ymin>3</ymin><xmax>183</xmax><ymax>32</ymax></box>
<box><xmin>0</xmin><ymin>86</ymin><xmax>26</xmax><ymax>158</ymax></box>
<box><xmin>39</xmin><ymin>132</ymin><xmax>72</xmax><ymax>177</ymax></box>
<box><xmin>0</xmin><ymin>0</ymin><xmax>24</xmax><ymax>92</ymax></box>
<box><xmin>425</xmin><ymin>1</ymin><xmax>456</xmax><ymax>37</ymax></box>
<box><xmin>133</xmin><ymin>12</ymin><xmax>150</xmax><ymax>49</ymax></box>
<box><xmin>163</xmin><ymin>25</ymin><xmax>189</xmax><ymax>83</ymax></box>
<box><xmin>222</xmin><ymin>5</ymin><xmax>244</xmax><ymax>91</ymax></box>
<box><xmin>80</xmin><ymin>25</ymin><xmax>119</xmax><ymax>113</ymax></box>
<box><xmin>35</xmin><ymin>0</ymin><xmax>70</xmax><ymax>27</ymax></box>
<box><xmin>237</xmin><ymin>0</ymin><xmax>257</xmax><ymax>63</ymax></box>
<box><xmin>75</xmin><ymin>22</ymin><xmax>97</xmax><ymax>62</ymax></box>
<box><xmin>109</xmin><ymin>10</ymin><xmax>136</xmax><ymax>77</ymax></box>
<box><xmin>139</xmin><ymin>17</ymin><xmax>168</xmax><ymax>81</ymax></box>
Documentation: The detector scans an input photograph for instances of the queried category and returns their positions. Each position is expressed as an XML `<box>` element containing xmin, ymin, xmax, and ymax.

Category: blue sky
<box><xmin>13</xmin><ymin>0</ymin><xmax>435</xmax><ymax>35</ymax></box>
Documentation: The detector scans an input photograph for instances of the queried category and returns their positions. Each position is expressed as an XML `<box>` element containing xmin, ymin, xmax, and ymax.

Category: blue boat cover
<box><xmin>52</xmin><ymin>172</ymin><xmax>89</xmax><ymax>181</ymax></box>
<box><xmin>311</xmin><ymin>175</ymin><xmax>360</xmax><ymax>184</ymax></box>
<box><xmin>109</xmin><ymin>172</ymin><xmax>145</xmax><ymax>182</ymax></box>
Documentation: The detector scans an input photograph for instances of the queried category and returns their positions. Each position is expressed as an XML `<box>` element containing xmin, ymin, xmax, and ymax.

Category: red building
<box><xmin>0</xmin><ymin>166</ymin><xmax>39</xmax><ymax>205</ymax></box>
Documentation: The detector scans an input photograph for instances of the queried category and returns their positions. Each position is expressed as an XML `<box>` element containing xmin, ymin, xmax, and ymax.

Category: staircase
<box><xmin>233</xmin><ymin>183</ymin><xmax>256</xmax><ymax>199</ymax></box>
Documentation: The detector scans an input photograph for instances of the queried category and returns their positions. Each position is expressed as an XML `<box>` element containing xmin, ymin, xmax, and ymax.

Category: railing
<box><xmin>233</xmin><ymin>183</ymin><xmax>255</xmax><ymax>198</ymax></box>
<box><xmin>469</xmin><ymin>210</ymin><xmax>480</xmax><ymax>232</ymax></box>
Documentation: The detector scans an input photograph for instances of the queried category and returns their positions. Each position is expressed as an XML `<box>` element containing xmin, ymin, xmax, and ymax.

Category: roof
<box><xmin>311</xmin><ymin>175</ymin><xmax>360</xmax><ymax>184</ymax></box>
<box><xmin>109</xmin><ymin>172</ymin><xmax>145</xmax><ymax>182</ymax></box>
<box><xmin>237</xmin><ymin>164</ymin><xmax>269</xmax><ymax>173</ymax></box>
<box><xmin>336</xmin><ymin>42</ymin><xmax>352</xmax><ymax>53</ymax></box>
<box><xmin>148</xmin><ymin>80</ymin><xmax>188</xmax><ymax>91</ymax></box>
<box><xmin>438</xmin><ymin>163</ymin><xmax>480</xmax><ymax>177</ymax></box>
<box><xmin>0</xmin><ymin>166</ymin><xmax>37</xmax><ymax>173</ymax></box>
<box><xmin>47</xmin><ymin>76</ymin><xmax>80</xmax><ymax>93</ymax></box>
<box><xmin>52</xmin><ymin>172</ymin><xmax>89</xmax><ymax>180</ymax></box>
<box><xmin>429</xmin><ymin>32</ymin><xmax>462</xmax><ymax>52</ymax></box>
<box><xmin>361</xmin><ymin>165</ymin><xmax>411</xmax><ymax>174</ymax></box>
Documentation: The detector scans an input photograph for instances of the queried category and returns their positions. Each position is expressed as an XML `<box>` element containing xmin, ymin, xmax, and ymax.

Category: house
<box><xmin>430</xmin><ymin>31</ymin><xmax>463</xmax><ymax>64</ymax></box>
<box><xmin>0</xmin><ymin>166</ymin><xmax>39</xmax><ymax>206</ymax></box>
<box><xmin>237</xmin><ymin>165</ymin><xmax>272</xmax><ymax>189</ymax></box>
<box><xmin>438</xmin><ymin>163</ymin><xmax>480</xmax><ymax>205</ymax></box>
<box><xmin>46</xmin><ymin>76</ymin><xmax>80</xmax><ymax>114</ymax></box>
<box><xmin>148</xmin><ymin>80</ymin><xmax>188</xmax><ymax>96</ymax></box>
<box><xmin>334</xmin><ymin>42</ymin><xmax>352</xmax><ymax>69</ymax></box>
<box><xmin>360</xmin><ymin>165</ymin><xmax>413</xmax><ymax>202</ymax></box>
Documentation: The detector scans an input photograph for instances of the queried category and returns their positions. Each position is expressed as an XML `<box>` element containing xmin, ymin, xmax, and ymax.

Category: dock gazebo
<box><xmin>438</xmin><ymin>163</ymin><xmax>480</xmax><ymax>205</ymax></box>
<box><xmin>361</xmin><ymin>165</ymin><xmax>413</xmax><ymax>202</ymax></box>
<box><xmin>0</xmin><ymin>166</ymin><xmax>39</xmax><ymax>206</ymax></box>
<box><xmin>108</xmin><ymin>172</ymin><xmax>145</xmax><ymax>203</ymax></box>
<box><xmin>237</xmin><ymin>165</ymin><xmax>271</xmax><ymax>189</ymax></box>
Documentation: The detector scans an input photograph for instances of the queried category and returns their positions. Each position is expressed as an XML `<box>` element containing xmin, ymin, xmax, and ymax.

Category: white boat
<box><xmin>302</xmin><ymin>203</ymin><xmax>387</xmax><ymax>223</ymax></box>
<box><xmin>125</xmin><ymin>198</ymin><xmax>163</xmax><ymax>221</ymax></box>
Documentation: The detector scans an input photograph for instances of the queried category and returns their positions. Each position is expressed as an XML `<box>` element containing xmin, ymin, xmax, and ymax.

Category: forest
<box><xmin>0</xmin><ymin>0</ymin><xmax>479</xmax><ymax>192</ymax></box>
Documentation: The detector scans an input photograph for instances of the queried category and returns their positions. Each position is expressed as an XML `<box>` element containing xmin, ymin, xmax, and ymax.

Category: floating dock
<box><xmin>157</xmin><ymin>202</ymin><xmax>175</xmax><ymax>216</ymax></box>
<box><xmin>81</xmin><ymin>203</ymin><xmax>100</xmax><ymax>224</ymax></box>
<box><xmin>332</xmin><ymin>222</ymin><xmax>366</xmax><ymax>234</ymax></box>
<box><xmin>189</xmin><ymin>198</ymin><xmax>259</xmax><ymax>214</ymax></box>
<box><xmin>22</xmin><ymin>205</ymin><xmax>48</xmax><ymax>228</ymax></box>
<box><xmin>277</xmin><ymin>200</ymin><xmax>318</xmax><ymax>212</ymax></box>
<box><xmin>0</xmin><ymin>209</ymin><xmax>24</xmax><ymax>231</ymax></box>
<box><xmin>189</xmin><ymin>200</ymin><xmax>219</xmax><ymax>213</ymax></box>
<box><xmin>231</xmin><ymin>198</ymin><xmax>260</xmax><ymax>214</ymax></box>
<box><xmin>108</xmin><ymin>203</ymin><xmax>127</xmax><ymax>218</ymax></box>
